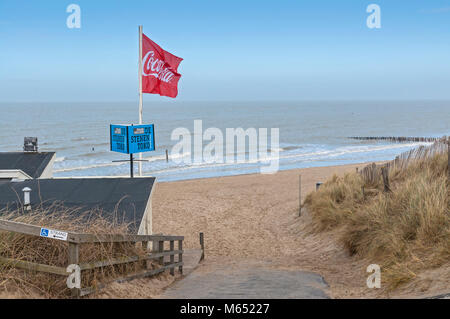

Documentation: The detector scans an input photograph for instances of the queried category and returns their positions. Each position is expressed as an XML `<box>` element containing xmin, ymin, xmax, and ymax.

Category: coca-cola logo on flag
<box><xmin>141</xmin><ymin>34</ymin><xmax>183</xmax><ymax>98</ymax></box>
<box><xmin>142</xmin><ymin>51</ymin><xmax>176</xmax><ymax>83</ymax></box>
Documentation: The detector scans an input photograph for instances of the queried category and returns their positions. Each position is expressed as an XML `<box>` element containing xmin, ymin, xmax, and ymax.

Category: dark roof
<box><xmin>0</xmin><ymin>152</ymin><xmax>55</xmax><ymax>178</ymax></box>
<box><xmin>0</xmin><ymin>178</ymin><xmax>156</xmax><ymax>233</ymax></box>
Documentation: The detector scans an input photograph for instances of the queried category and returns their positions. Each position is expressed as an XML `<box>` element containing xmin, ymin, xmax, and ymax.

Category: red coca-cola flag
<box><xmin>141</xmin><ymin>34</ymin><xmax>183</xmax><ymax>98</ymax></box>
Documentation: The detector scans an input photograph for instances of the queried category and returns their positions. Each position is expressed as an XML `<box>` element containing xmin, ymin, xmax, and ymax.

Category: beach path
<box><xmin>181</xmin><ymin>249</ymin><xmax>203</xmax><ymax>275</ymax></box>
<box><xmin>159</xmin><ymin>259</ymin><xmax>330</xmax><ymax>299</ymax></box>
<box><xmin>152</xmin><ymin>163</ymin><xmax>375</xmax><ymax>299</ymax></box>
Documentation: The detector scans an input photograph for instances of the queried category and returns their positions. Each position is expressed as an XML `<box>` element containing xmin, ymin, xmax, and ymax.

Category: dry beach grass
<box><xmin>304</xmin><ymin>152</ymin><xmax>449</xmax><ymax>290</ymax></box>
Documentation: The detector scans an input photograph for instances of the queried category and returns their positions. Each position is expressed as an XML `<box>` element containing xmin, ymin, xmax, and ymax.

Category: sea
<box><xmin>0</xmin><ymin>101</ymin><xmax>449</xmax><ymax>182</ymax></box>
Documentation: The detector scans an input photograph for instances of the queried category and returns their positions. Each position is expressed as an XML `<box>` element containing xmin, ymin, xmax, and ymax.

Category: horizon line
<box><xmin>2</xmin><ymin>98</ymin><xmax>450</xmax><ymax>104</ymax></box>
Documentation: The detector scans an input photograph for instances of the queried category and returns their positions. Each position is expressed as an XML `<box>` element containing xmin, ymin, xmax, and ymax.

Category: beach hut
<box><xmin>0</xmin><ymin>177</ymin><xmax>156</xmax><ymax>235</ymax></box>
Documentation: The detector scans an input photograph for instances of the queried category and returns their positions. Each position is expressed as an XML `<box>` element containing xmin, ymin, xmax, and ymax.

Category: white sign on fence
<box><xmin>40</xmin><ymin>227</ymin><xmax>68</xmax><ymax>241</ymax></box>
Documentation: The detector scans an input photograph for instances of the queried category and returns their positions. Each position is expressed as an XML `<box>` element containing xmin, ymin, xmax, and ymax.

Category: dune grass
<box><xmin>304</xmin><ymin>151</ymin><xmax>449</xmax><ymax>289</ymax></box>
<box><xmin>0</xmin><ymin>203</ymin><xmax>151</xmax><ymax>298</ymax></box>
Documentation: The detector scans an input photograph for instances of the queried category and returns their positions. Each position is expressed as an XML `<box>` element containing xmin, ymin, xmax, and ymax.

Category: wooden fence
<box><xmin>359</xmin><ymin>137</ymin><xmax>449</xmax><ymax>188</ymax></box>
<box><xmin>0</xmin><ymin>219</ymin><xmax>184</xmax><ymax>298</ymax></box>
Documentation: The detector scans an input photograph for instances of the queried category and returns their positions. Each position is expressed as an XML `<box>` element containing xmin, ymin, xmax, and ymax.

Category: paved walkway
<box><xmin>159</xmin><ymin>260</ymin><xmax>330</xmax><ymax>299</ymax></box>
<box><xmin>181</xmin><ymin>249</ymin><xmax>203</xmax><ymax>275</ymax></box>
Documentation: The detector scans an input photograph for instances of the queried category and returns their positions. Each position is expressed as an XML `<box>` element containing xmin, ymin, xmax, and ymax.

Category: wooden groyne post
<box><xmin>348</xmin><ymin>136</ymin><xmax>438</xmax><ymax>143</ymax></box>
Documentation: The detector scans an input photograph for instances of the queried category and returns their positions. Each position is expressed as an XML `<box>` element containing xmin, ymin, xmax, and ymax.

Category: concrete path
<box><xmin>160</xmin><ymin>261</ymin><xmax>330</xmax><ymax>299</ymax></box>
<box><xmin>181</xmin><ymin>249</ymin><xmax>203</xmax><ymax>275</ymax></box>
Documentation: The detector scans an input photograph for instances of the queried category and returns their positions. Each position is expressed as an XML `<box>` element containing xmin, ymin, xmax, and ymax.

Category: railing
<box><xmin>0</xmin><ymin>219</ymin><xmax>184</xmax><ymax>298</ymax></box>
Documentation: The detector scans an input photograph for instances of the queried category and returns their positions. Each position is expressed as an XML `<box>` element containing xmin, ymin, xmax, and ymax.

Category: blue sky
<box><xmin>0</xmin><ymin>0</ymin><xmax>450</xmax><ymax>102</ymax></box>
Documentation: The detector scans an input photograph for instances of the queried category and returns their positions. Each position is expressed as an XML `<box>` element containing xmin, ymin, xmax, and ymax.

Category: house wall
<box><xmin>137</xmin><ymin>187</ymin><xmax>153</xmax><ymax>236</ymax></box>
<box><xmin>39</xmin><ymin>153</ymin><xmax>56</xmax><ymax>178</ymax></box>
<box><xmin>0</xmin><ymin>169</ymin><xmax>32</xmax><ymax>180</ymax></box>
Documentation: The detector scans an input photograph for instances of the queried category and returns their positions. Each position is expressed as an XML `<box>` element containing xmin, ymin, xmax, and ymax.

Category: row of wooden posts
<box><xmin>348</xmin><ymin>136</ymin><xmax>440</xmax><ymax>143</ymax></box>
<box><xmin>360</xmin><ymin>139</ymin><xmax>449</xmax><ymax>185</ymax></box>
<box><xmin>298</xmin><ymin>138</ymin><xmax>449</xmax><ymax>216</ymax></box>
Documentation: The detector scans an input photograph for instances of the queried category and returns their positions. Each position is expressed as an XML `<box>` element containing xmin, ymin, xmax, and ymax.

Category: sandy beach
<box><xmin>153</xmin><ymin>163</ymin><xmax>365</xmax><ymax>256</ymax></box>
<box><xmin>151</xmin><ymin>162</ymin><xmax>449</xmax><ymax>299</ymax></box>
<box><xmin>152</xmin><ymin>162</ymin><xmax>376</xmax><ymax>298</ymax></box>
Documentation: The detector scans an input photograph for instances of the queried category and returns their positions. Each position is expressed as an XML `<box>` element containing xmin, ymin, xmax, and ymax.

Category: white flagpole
<box><xmin>138</xmin><ymin>25</ymin><xmax>143</xmax><ymax>176</ymax></box>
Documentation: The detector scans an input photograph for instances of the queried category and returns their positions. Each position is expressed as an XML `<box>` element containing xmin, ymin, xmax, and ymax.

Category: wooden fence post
<box><xmin>68</xmin><ymin>242</ymin><xmax>80</xmax><ymax>298</ymax></box>
<box><xmin>169</xmin><ymin>240</ymin><xmax>175</xmax><ymax>275</ymax></box>
<box><xmin>158</xmin><ymin>240</ymin><xmax>164</xmax><ymax>266</ymax></box>
<box><xmin>178</xmin><ymin>240</ymin><xmax>183</xmax><ymax>274</ymax></box>
<box><xmin>142</xmin><ymin>241</ymin><xmax>150</xmax><ymax>269</ymax></box>
<box><xmin>199</xmin><ymin>232</ymin><xmax>204</xmax><ymax>261</ymax></box>
<box><xmin>152</xmin><ymin>239</ymin><xmax>158</xmax><ymax>266</ymax></box>
<box><xmin>298</xmin><ymin>175</ymin><xmax>302</xmax><ymax>217</ymax></box>
<box><xmin>381</xmin><ymin>167</ymin><xmax>391</xmax><ymax>192</ymax></box>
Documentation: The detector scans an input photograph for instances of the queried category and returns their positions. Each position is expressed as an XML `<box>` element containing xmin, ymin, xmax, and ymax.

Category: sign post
<box><xmin>138</xmin><ymin>25</ymin><xmax>144</xmax><ymax>176</ymax></box>
<box><xmin>110</xmin><ymin>124</ymin><xmax>155</xmax><ymax>178</ymax></box>
<box><xmin>130</xmin><ymin>154</ymin><xmax>134</xmax><ymax>178</ymax></box>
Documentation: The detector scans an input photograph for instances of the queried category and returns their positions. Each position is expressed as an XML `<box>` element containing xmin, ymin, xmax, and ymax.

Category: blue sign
<box><xmin>40</xmin><ymin>228</ymin><xmax>49</xmax><ymax>237</ymax></box>
<box><xmin>110</xmin><ymin>124</ymin><xmax>155</xmax><ymax>154</ymax></box>
<box><xmin>110</xmin><ymin>125</ymin><xmax>128</xmax><ymax>154</ymax></box>
<box><xmin>127</xmin><ymin>124</ymin><xmax>155</xmax><ymax>154</ymax></box>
